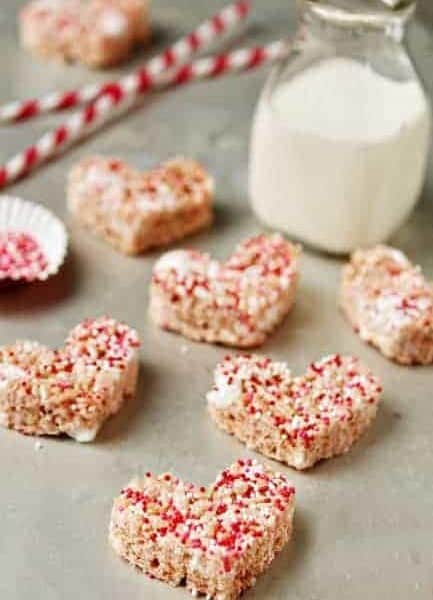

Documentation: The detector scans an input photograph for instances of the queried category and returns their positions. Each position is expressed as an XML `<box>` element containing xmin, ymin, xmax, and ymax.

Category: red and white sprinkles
<box><xmin>0</xmin><ymin>196</ymin><xmax>68</xmax><ymax>284</ymax></box>
<box><xmin>0</xmin><ymin>317</ymin><xmax>140</xmax><ymax>441</ymax></box>
<box><xmin>150</xmin><ymin>234</ymin><xmax>300</xmax><ymax>347</ymax></box>
<box><xmin>0</xmin><ymin>232</ymin><xmax>48</xmax><ymax>282</ymax></box>
<box><xmin>207</xmin><ymin>353</ymin><xmax>382</xmax><ymax>469</ymax></box>
<box><xmin>340</xmin><ymin>245</ymin><xmax>433</xmax><ymax>364</ymax></box>
<box><xmin>110</xmin><ymin>459</ymin><xmax>295</xmax><ymax>598</ymax></box>
<box><xmin>65</xmin><ymin>316</ymin><xmax>140</xmax><ymax>368</ymax></box>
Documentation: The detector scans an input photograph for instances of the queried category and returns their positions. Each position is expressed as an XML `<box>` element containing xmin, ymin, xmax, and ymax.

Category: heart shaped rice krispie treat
<box><xmin>207</xmin><ymin>354</ymin><xmax>382</xmax><ymax>469</ymax></box>
<box><xmin>340</xmin><ymin>245</ymin><xmax>433</xmax><ymax>365</ymax></box>
<box><xmin>150</xmin><ymin>234</ymin><xmax>300</xmax><ymax>348</ymax></box>
<box><xmin>109</xmin><ymin>458</ymin><xmax>295</xmax><ymax>600</ymax></box>
<box><xmin>20</xmin><ymin>0</ymin><xmax>150</xmax><ymax>68</ymax></box>
<box><xmin>68</xmin><ymin>156</ymin><xmax>214</xmax><ymax>255</ymax></box>
<box><xmin>0</xmin><ymin>317</ymin><xmax>140</xmax><ymax>441</ymax></box>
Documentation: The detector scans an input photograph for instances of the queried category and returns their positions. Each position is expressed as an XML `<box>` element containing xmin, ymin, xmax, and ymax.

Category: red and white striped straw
<box><xmin>0</xmin><ymin>0</ymin><xmax>251</xmax><ymax>123</ymax></box>
<box><xmin>0</xmin><ymin>39</ymin><xmax>295</xmax><ymax>189</ymax></box>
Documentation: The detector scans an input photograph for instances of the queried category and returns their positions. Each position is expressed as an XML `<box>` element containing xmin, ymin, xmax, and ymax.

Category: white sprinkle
<box><xmin>99</xmin><ymin>9</ymin><xmax>127</xmax><ymax>37</ymax></box>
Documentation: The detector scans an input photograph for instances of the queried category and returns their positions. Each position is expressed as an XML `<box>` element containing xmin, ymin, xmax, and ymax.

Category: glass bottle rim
<box><xmin>303</xmin><ymin>0</ymin><xmax>416</xmax><ymax>30</ymax></box>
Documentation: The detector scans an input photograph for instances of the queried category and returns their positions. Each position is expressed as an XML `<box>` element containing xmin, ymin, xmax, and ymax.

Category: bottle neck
<box><xmin>302</xmin><ymin>0</ymin><xmax>415</xmax><ymax>43</ymax></box>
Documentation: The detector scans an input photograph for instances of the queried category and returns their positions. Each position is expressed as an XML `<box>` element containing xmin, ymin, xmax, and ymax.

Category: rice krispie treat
<box><xmin>20</xmin><ymin>0</ymin><xmax>150</xmax><ymax>68</ymax></box>
<box><xmin>0</xmin><ymin>317</ymin><xmax>140</xmax><ymax>441</ymax></box>
<box><xmin>109</xmin><ymin>458</ymin><xmax>295</xmax><ymax>599</ymax></box>
<box><xmin>340</xmin><ymin>245</ymin><xmax>433</xmax><ymax>365</ymax></box>
<box><xmin>68</xmin><ymin>156</ymin><xmax>214</xmax><ymax>255</ymax></box>
<box><xmin>150</xmin><ymin>234</ymin><xmax>300</xmax><ymax>348</ymax></box>
<box><xmin>207</xmin><ymin>354</ymin><xmax>382</xmax><ymax>470</ymax></box>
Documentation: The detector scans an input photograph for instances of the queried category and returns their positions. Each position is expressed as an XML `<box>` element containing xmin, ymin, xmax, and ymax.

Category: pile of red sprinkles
<box><xmin>0</xmin><ymin>231</ymin><xmax>48</xmax><ymax>282</ymax></box>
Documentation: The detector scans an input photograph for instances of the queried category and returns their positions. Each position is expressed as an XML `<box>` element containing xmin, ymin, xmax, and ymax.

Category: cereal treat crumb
<box><xmin>0</xmin><ymin>317</ymin><xmax>140</xmax><ymax>441</ymax></box>
<box><xmin>67</xmin><ymin>156</ymin><xmax>214</xmax><ymax>255</ymax></box>
<box><xmin>340</xmin><ymin>245</ymin><xmax>433</xmax><ymax>365</ymax></box>
<box><xmin>150</xmin><ymin>234</ymin><xmax>300</xmax><ymax>348</ymax></box>
<box><xmin>207</xmin><ymin>354</ymin><xmax>381</xmax><ymax>469</ymax></box>
<box><xmin>20</xmin><ymin>0</ymin><xmax>150</xmax><ymax>68</ymax></box>
<box><xmin>109</xmin><ymin>459</ymin><xmax>295</xmax><ymax>599</ymax></box>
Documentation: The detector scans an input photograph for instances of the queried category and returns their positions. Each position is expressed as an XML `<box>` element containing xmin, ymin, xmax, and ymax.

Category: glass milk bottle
<box><xmin>249</xmin><ymin>0</ymin><xmax>431</xmax><ymax>253</ymax></box>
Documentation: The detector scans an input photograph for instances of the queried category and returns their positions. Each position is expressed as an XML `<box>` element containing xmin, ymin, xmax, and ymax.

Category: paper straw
<box><xmin>0</xmin><ymin>0</ymin><xmax>251</xmax><ymax>123</ymax></box>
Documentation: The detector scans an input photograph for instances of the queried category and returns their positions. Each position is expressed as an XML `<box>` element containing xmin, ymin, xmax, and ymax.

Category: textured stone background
<box><xmin>0</xmin><ymin>2</ymin><xmax>432</xmax><ymax>600</ymax></box>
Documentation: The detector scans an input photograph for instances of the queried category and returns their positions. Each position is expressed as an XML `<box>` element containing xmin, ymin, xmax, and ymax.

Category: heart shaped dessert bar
<box><xmin>0</xmin><ymin>317</ymin><xmax>140</xmax><ymax>441</ymax></box>
<box><xmin>150</xmin><ymin>234</ymin><xmax>300</xmax><ymax>348</ymax></box>
<box><xmin>20</xmin><ymin>0</ymin><xmax>150</xmax><ymax>68</ymax></box>
<box><xmin>207</xmin><ymin>354</ymin><xmax>382</xmax><ymax>469</ymax></box>
<box><xmin>68</xmin><ymin>156</ymin><xmax>214</xmax><ymax>255</ymax></box>
<box><xmin>340</xmin><ymin>245</ymin><xmax>433</xmax><ymax>364</ymax></box>
<box><xmin>109</xmin><ymin>458</ymin><xmax>295</xmax><ymax>599</ymax></box>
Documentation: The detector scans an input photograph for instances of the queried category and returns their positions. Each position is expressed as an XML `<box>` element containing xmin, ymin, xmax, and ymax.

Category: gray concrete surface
<box><xmin>0</xmin><ymin>2</ymin><xmax>432</xmax><ymax>599</ymax></box>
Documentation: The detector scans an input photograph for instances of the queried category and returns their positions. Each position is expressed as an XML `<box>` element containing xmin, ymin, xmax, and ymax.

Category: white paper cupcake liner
<box><xmin>0</xmin><ymin>196</ymin><xmax>68</xmax><ymax>282</ymax></box>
